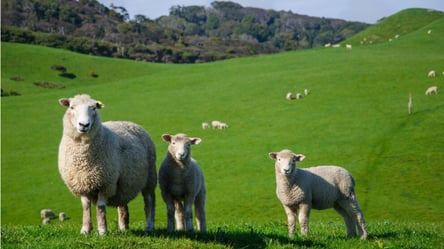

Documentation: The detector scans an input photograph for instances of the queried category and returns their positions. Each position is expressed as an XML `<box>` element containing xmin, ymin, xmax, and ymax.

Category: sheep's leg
<box><xmin>80</xmin><ymin>196</ymin><xmax>93</xmax><ymax>234</ymax></box>
<box><xmin>283</xmin><ymin>205</ymin><xmax>297</xmax><ymax>238</ymax></box>
<box><xmin>174</xmin><ymin>200</ymin><xmax>186</xmax><ymax>231</ymax></box>
<box><xmin>298</xmin><ymin>204</ymin><xmax>311</xmax><ymax>236</ymax></box>
<box><xmin>96</xmin><ymin>195</ymin><xmax>108</xmax><ymax>235</ymax></box>
<box><xmin>334</xmin><ymin>202</ymin><xmax>356</xmax><ymax>238</ymax></box>
<box><xmin>349</xmin><ymin>198</ymin><xmax>368</xmax><ymax>240</ymax></box>
<box><xmin>142</xmin><ymin>189</ymin><xmax>155</xmax><ymax>232</ymax></box>
<box><xmin>194</xmin><ymin>191</ymin><xmax>206</xmax><ymax>232</ymax></box>
<box><xmin>183</xmin><ymin>197</ymin><xmax>195</xmax><ymax>232</ymax></box>
<box><xmin>117</xmin><ymin>205</ymin><xmax>129</xmax><ymax>231</ymax></box>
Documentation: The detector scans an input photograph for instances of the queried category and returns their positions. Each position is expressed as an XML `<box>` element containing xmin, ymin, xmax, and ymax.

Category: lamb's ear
<box><xmin>294</xmin><ymin>154</ymin><xmax>306</xmax><ymax>162</ymax></box>
<box><xmin>59</xmin><ymin>98</ymin><xmax>70</xmax><ymax>108</ymax></box>
<box><xmin>191</xmin><ymin>137</ymin><xmax>202</xmax><ymax>145</ymax></box>
<box><xmin>269</xmin><ymin>152</ymin><xmax>278</xmax><ymax>160</ymax></box>
<box><xmin>161</xmin><ymin>134</ymin><xmax>172</xmax><ymax>143</ymax></box>
<box><xmin>96</xmin><ymin>101</ymin><xmax>105</xmax><ymax>109</ymax></box>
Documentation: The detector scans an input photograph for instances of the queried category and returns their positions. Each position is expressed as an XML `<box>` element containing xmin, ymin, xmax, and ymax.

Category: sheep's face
<box><xmin>162</xmin><ymin>133</ymin><xmax>201</xmax><ymax>162</ymax></box>
<box><xmin>59</xmin><ymin>94</ymin><xmax>105</xmax><ymax>134</ymax></box>
<box><xmin>269</xmin><ymin>150</ymin><xmax>305</xmax><ymax>176</ymax></box>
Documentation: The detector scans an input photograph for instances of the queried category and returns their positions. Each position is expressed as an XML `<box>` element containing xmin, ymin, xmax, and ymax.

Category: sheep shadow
<box><xmin>133</xmin><ymin>227</ymin><xmax>324</xmax><ymax>248</ymax></box>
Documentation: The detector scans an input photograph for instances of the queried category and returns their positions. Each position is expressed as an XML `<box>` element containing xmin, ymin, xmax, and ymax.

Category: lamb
<box><xmin>425</xmin><ymin>86</ymin><xmax>438</xmax><ymax>95</ymax></box>
<box><xmin>268</xmin><ymin>149</ymin><xmax>368</xmax><ymax>240</ymax></box>
<box><xmin>159</xmin><ymin>133</ymin><xmax>206</xmax><ymax>233</ymax></box>
<box><xmin>428</xmin><ymin>70</ymin><xmax>436</xmax><ymax>78</ymax></box>
<box><xmin>58</xmin><ymin>94</ymin><xmax>157</xmax><ymax>235</ymax></box>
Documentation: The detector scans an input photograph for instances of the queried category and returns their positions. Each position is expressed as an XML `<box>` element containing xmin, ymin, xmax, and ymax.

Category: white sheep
<box><xmin>425</xmin><ymin>86</ymin><xmax>438</xmax><ymax>95</ymax></box>
<box><xmin>211</xmin><ymin>120</ymin><xmax>221</xmax><ymax>129</ymax></box>
<box><xmin>59</xmin><ymin>212</ymin><xmax>67</xmax><ymax>221</ymax></box>
<box><xmin>286</xmin><ymin>92</ymin><xmax>294</xmax><ymax>100</ymax></box>
<box><xmin>58</xmin><ymin>94</ymin><xmax>157</xmax><ymax>235</ymax></box>
<box><xmin>304</xmin><ymin>89</ymin><xmax>309</xmax><ymax>96</ymax></box>
<box><xmin>346</xmin><ymin>44</ymin><xmax>352</xmax><ymax>49</ymax></box>
<box><xmin>202</xmin><ymin>122</ymin><xmax>210</xmax><ymax>129</ymax></box>
<box><xmin>296</xmin><ymin>93</ymin><xmax>303</xmax><ymax>99</ymax></box>
<box><xmin>159</xmin><ymin>133</ymin><xmax>206</xmax><ymax>233</ymax></box>
<box><xmin>408</xmin><ymin>93</ymin><xmax>413</xmax><ymax>114</ymax></box>
<box><xmin>428</xmin><ymin>70</ymin><xmax>436</xmax><ymax>78</ymax></box>
<box><xmin>218</xmin><ymin>123</ymin><xmax>229</xmax><ymax>129</ymax></box>
<box><xmin>269</xmin><ymin>149</ymin><xmax>368</xmax><ymax>240</ymax></box>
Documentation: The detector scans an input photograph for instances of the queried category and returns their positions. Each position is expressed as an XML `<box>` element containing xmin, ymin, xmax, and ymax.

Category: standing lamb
<box><xmin>58</xmin><ymin>94</ymin><xmax>157</xmax><ymax>235</ymax></box>
<box><xmin>268</xmin><ymin>149</ymin><xmax>367</xmax><ymax>240</ymax></box>
<box><xmin>425</xmin><ymin>86</ymin><xmax>438</xmax><ymax>95</ymax></box>
<box><xmin>159</xmin><ymin>133</ymin><xmax>206</xmax><ymax>233</ymax></box>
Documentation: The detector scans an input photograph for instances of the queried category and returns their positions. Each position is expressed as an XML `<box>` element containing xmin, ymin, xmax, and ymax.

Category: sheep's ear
<box><xmin>191</xmin><ymin>137</ymin><xmax>202</xmax><ymax>145</ymax></box>
<box><xmin>96</xmin><ymin>101</ymin><xmax>105</xmax><ymax>109</ymax></box>
<box><xmin>59</xmin><ymin>98</ymin><xmax>70</xmax><ymax>108</ymax></box>
<box><xmin>162</xmin><ymin>134</ymin><xmax>172</xmax><ymax>143</ymax></box>
<box><xmin>294</xmin><ymin>154</ymin><xmax>306</xmax><ymax>162</ymax></box>
<box><xmin>269</xmin><ymin>152</ymin><xmax>278</xmax><ymax>160</ymax></box>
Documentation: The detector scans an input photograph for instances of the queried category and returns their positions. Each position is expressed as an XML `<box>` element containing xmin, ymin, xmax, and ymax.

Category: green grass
<box><xmin>2</xmin><ymin>8</ymin><xmax>444</xmax><ymax>248</ymax></box>
<box><xmin>2</xmin><ymin>221</ymin><xmax>443</xmax><ymax>248</ymax></box>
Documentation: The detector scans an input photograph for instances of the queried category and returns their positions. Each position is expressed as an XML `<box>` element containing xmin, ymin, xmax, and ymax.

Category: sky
<box><xmin>97</xmin><ymin>0</ymin><xmax>444</xmax><ymax>24</ymax></box>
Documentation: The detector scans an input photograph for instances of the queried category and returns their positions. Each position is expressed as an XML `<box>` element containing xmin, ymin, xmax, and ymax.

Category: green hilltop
<box><xmin>1</xmin><ymin>8</ymin><xmax>443</xmax><ymax>243</ymax></box>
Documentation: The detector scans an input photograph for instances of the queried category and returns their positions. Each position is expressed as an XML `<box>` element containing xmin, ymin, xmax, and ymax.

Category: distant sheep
<box><xmin>408</xmin><ymin>93</ymin><xmax>413</xmax><ymax>114</ymax></box>
<box><xmin>427</xmin><ymin>29</ymin><xmax>432</xmax><ymax>34</ymax></box>
<box><xmin>286</xmin><ymin>92</ymin><xmax>294</xmax><ymax>100</ymax></box>
<box><xmin>159</xmin><ymin>133</ymin><xmax>206</xmax><ymax>232</ymax></box>
<box><xmin>296</xmin><ymin>93</ymin><xmax>303</xmax><ymax>99</ymax></box>
<box><xmin>346</xmin><ymin>44</ymin><xmax>352</xmax><ymax>49</ymax></box>
<box><xmin>202</xmin><ymin>122</ymin><xmax>210</xmax><ymax>129</ymax></box>
<box><xmin>425</xmin><ymin>86</ymin><xmax>438</xmax><ymax>95</ymax></box>
<box><xmin>269</xmin><ymin>149</ymin><xmax>368</xmax><ymax>240</ymax></box>
<box><xmin>428</xmin><ymin>70</ymin><xmax>436</xmax><ymax>78</ymax></box>
<box><xmin>59</xmin><ymin>212</ymin><xmax>67</xmax><ymax>221</ymax></box>
<box><xmin>218</xmin><ymin>122</ymin><xmax>229</xmax><ymax>129</ymax></box>
<box><xmin>324</xmin><ymin>43</ymin><xmax>331</xmax><ymax>48</ymax></box>
<box><xmin>304</xmin><ymin>89</ymin><xmax>309</xmax><ymax>95</ymax></box>
<box><xmin>332</xmin><ymin>44</ymin><xmax>341</xmax><ymax>48</ymax></box>
<box><xmin>211</xmin><ymin>120</ymin><xmax>221</xmax><ymax>128</ymax></box>
<box><xmin>58</xmin><ymin>94</ymin><xmax>157</xmax><ymax>235</ymax></box>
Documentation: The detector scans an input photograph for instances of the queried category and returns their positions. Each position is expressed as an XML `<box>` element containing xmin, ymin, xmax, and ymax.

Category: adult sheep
<box><xmin>428</xmin><ymin>70</ymin><xmax>436</xmax><ymax>78</ymax></box>
<box><xmin>58</xmin><ymin>94</ymin><xmax>157</xmax><ymax>235</ymax></box>
<box><xmin>268</xmin><ymin>149</ymin><xmax>368</xmax><ymax>240</ymax></box>
<box><xmin>159</xmin><ymin>133</ymin><xmax>206</xmax><ymax>233</ymax></box>
<box><xmin>425</xmin><ymin>86</ymin><xmax>438</xmax><ymax>95</ymax></box>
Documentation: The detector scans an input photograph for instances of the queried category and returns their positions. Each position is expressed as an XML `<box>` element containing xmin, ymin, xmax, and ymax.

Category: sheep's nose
<box><xmin>79</xmin><ymin>122</ymin><xmax>90</xmax><ymax>128</ymax></box>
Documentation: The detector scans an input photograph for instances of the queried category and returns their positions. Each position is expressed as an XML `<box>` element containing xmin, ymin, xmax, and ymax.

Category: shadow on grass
<box><xmin>132</xmin><ymin>227</ymin><xmax>325</xmax><ymax>249</ymax></box>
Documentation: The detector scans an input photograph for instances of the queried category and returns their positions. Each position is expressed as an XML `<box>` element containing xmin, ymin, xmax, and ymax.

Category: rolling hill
<box><xmin>1</xmin><ymin>8</ymin><xmax>443</xmax><ymax>247</ymax></box>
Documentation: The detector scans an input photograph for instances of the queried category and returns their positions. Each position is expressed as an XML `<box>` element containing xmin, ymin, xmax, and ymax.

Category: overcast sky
<box><xmin>98</xmin><ymin>0</ymin><xmax>444</xmax><ymax>24</ymax></box>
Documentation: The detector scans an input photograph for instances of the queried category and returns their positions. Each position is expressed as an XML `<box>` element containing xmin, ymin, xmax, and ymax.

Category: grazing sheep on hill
<box><xmin>346</xmin><ymin>44</ymin><xmax>352</xmax><ymax>49</ymax></box>
<box><xmin>159</xmin><ymin>133</ymin><xmax>206</xmax><ymax>233</ymax></box>
<box><xmin>428</xmin><ymin>70</ymin><xmax>436</xmax><ymax>78</ymax></box>
<box><xmin>58</xmin><ymin>94</ymin><xmax>157</xmax><ymax>235</ymax></box>
<box><xmin>268</xmin><ymin>149</ymin><xmax>368</xmax><ymax>240</ymax></box>
<box><xmin>286</xmin><ymin>92</ymin><xmax>294</xmax><ymax>100</ymax></box>
<box><xmin>202</xmin><ymin>122</ymin><xmax>210</xmax><ymax>129</ymax></box>
<box><xmin>425</xmin><ymin>86</ymin><xmax>438</xmax><ymax>95</ymax></box>
<box><xmin>211</xmin><ymin>120</ymin><xmax>221</xmax><ymax>129</ymax></box>
<box><xmin>218</xmin><ymin>122</ymin><xmax>229</xmax><ymax>129</ymax></box>
<box><xmin>296</xmin><ymin>93</ymin><xmax>303</xmax><ymax>99</ymax></box>
<box><xmin>304</xmin><ymin>89</ymin><xmax>309</xmax><ymax>96</ymax></box>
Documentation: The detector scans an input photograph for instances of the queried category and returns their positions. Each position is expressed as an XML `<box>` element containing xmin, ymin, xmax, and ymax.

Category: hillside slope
<box><xmin>1</xmin><ymin>13</ymin><xmax>444</xmax><ymax>227</ymax></box>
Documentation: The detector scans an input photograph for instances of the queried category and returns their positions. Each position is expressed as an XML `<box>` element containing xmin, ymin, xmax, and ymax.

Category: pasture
<box><xmin>1</xmin><ymin>10</ymin><xmax>444</xmax><ymax>248</ymax></box>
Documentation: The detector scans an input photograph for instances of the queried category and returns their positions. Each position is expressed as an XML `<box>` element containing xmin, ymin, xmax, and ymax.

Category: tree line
<box><xmin>1</xmin><ymin>0</ymin><xmax>370</xmax><ymax>63</ymax></box>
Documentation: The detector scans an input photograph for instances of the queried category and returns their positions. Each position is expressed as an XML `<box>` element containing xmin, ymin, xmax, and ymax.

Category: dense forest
<box><xmin>1</xmin><ymin>0</ymin><xmax>370</xmax><ymax>63</ymax></box>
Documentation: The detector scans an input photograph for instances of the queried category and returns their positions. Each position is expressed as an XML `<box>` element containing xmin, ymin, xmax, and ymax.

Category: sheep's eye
<box><xmin>69</xmin><ymin>106</ymin><xmax>74</xmax><ymax>110</ymax></box>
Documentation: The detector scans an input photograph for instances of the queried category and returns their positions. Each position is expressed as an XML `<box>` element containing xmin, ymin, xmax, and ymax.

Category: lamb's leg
<box><xmin>334</xmin><ymin>202</ymin><xmax>356</xmax><ymax>238</ymax></box>
<box><xmin>283</xmin><ymin>205</ymin><xmax>297</xmax><ymax>238</ymax></box>
<box><xmin>183</xmin><ymin>197</ymin><xmax>195</xmax><ymax>232</ymax></box>
<box><xmin>117</xmin><ymin>205</ymin><xmax>129</xmax><ymax>231</ymax></box>
<box><xmin>142</xmin><ymin>188</ymin><xmax>155</xmax><ymax>232</ymax></box>
<box><xmin>349</xmin><ymin>198</ymin><xmax>368</xmax><ymax>240</ymax></box>
<box><xmin>298</xmin><ymin>204</ymin><xmax>311</xmax><ymax>236</ymax></box>
<box><xmin>80</xmin><ymin>196</ymin><xmax>93</xmax><ymax>234</ymax></box>
<box><xmin>96</xmin><ymin>194</ymin><xmax>108</xmax><ymax>235</ymax></box>
<box><xmin>175</xmin><ymin>201</ymin><xmax>186</xmax><ymax>231</ymax></box>
<box><xmin>194</xmin><ymin>191</ymin><xmax>206</xmax><ymax>232</ymax></box>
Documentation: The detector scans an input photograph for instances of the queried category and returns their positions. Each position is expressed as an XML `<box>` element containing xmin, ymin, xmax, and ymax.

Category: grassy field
<box><xmin>2</xmin><ymin>8</ymin><xmax>444</xmax><ymax>248</ymax></box>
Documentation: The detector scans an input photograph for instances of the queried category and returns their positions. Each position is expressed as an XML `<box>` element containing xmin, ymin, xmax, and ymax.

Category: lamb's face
<box><xmin>59</xmin><ymin>94</ymin><xmax>104</xmax><ymax>134</ymax></box>
<box><xmin>269</xmin><ymin>150</ymin><xmax>305</xmax><ymax>176</ymax></box>
<box><xmin>162</xmin><ymin>133</ymin><xmax>201</xmax><ymax>162</ymax></box>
